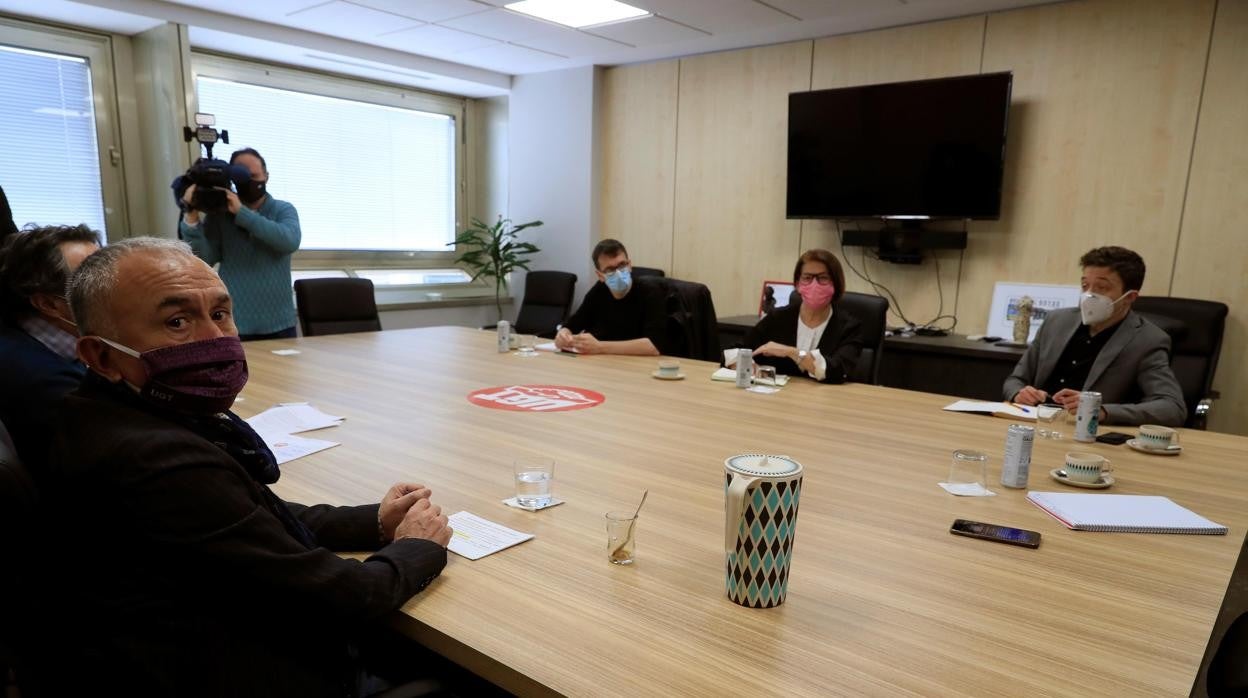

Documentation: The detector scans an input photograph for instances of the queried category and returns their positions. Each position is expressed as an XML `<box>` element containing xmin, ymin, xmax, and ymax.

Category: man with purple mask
<box><xmin>730</xmin><ymin>248</ymin><xmax>865</xmax><ymax>383</ymax></box>
<box><xmin>38</xmin><ymin>237</ymin><xmax>452</xmax><ymax>696</ymax></box>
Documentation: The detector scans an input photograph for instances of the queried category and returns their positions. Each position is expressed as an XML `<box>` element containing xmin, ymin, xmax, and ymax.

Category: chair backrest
<box><xmin>513</xmin><ymin>271</ymin><xmax>577</xmax><ymax>338</ymax></box>
<box><xmin>632</xmin><ymin>266</ymin><xmax>666</xmax><ymax>279</ymax></box>
<box><xmin>836</xmin><ymin>291</ymin><xmax>889</xmax><ymax>384</ymax></box>
<box><xmin>658</xmin><ymin>277</ymin><xmax>720</xmax><ymax>361</ymax></box>
<box><xmin>293</xmin><ymin>278</ymin><xmax>382</xmax><ymax>337</ymax></box>
<box><xmin>1132</xmin><ymin>296</ymin><xmax>1228</xmax><ymax>426</ymax></box>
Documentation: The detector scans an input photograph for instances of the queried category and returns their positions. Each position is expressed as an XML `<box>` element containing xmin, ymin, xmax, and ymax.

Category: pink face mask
<box><xmin>797</xmin><ymin>280</ymin><xmax>836</xmax><ymax>309</ymax></box>
<box><xmin>98</xmin><ymin>335</ymin><xmax>249</xmax><ymax>414</ymax></box>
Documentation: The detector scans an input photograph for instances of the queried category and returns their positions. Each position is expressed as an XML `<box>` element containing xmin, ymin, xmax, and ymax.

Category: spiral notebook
<box><xmin>1027</xmin><ymin>491</ymin><xmax>1227</xmax><ymax>534</ymax></box>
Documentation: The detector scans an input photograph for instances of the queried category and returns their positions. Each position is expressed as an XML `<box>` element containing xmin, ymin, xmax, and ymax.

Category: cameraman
<box><xmin>179</xmin><ymin>147</ymin><xmax>301</xmax><ymax>340</ymax></box>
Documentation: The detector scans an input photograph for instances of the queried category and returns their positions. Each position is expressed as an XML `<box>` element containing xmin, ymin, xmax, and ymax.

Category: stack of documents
<box><xmin>942</xmin><ymin>400</ymin><xmax>1060</xmax><ymax>421</ymax></box>
<box><xmin>245</xmin><ymin>402</ymin><xmax>343</xmax><ymax>464</ymax></box>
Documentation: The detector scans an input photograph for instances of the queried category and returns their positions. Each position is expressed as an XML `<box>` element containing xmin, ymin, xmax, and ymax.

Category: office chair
<box><xmin>631</xmin><ymin>266</ymin><xmax>665</xmax><ymax>279</ymax></box>
<box><xmin>294</xmin><ymin>278</ymin><xmax>383</xmax><ymax>337</ymax></box>
<box><xmin>497</xmin><ymin>271</ymin><xmax>577</xmax><ymax>338</ymax></box>
<box><xmin>658</xmin><ymin>277</ymin><xmax>720</xmax><ymax>361</ymax></box>
<box><xmin>1133</xmin><ymin>296</ymin><xmax>1228</xmax><ymax>429</ymax></box>
<box><xmin>1197</xmin><ymin>529</ymin><xmax>1248</xmax><ymax>696</ymax></box>
<box><xmin>1</xmin><ymin>418</ymin><xmax>38</xmax><ymax>694</ymax></box>
<box><xmin>837</xmin><ymin>291</ymin><xmax>890</xmax><ymax>385</ymax></box>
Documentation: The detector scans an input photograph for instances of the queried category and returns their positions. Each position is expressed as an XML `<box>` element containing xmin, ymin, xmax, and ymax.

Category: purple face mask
<box><xmin>98</xmin><ymin>335</ymin><xmax>249</xmax><ymax>414</ymax></box>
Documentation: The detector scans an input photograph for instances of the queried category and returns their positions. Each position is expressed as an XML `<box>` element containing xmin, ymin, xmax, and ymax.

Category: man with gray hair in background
<box><xmin>37</xmin><ymin>237</ymin><xmax>453</xmax><ymax>697</ymax></box>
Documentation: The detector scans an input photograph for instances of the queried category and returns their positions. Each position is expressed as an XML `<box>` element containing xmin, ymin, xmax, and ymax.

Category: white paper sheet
<box><xmin>263</xmin><ymin>433</ymin><xmax>340</xmax><ymax>465</ymax></box>
<box><xmin>938</xmin><ymin>482</ymin><xmax>997</xmax><ymax>497</ymax></box>
<box><xmin>246</xmin><ymin>403</ymin><xmax>344</xmax><ymax>438</ymax></box>
<box><xmin>942</xmin><ymin>400</ymin><xmax>1058</xmax><ymax>421</ymax></box>
<box><xmin>446</xmin><ymin>511</ymin><xmax>535</xmax><ymax>560</ymax></box>
<box><xmin>536</xmin><ymin>342</ymin><xmax>578</xmax><ymax>354</ymax></box>
<box><xmin>270</xmin><ymin>349</ymin><xmax>302</xmax><ymax>356</ymax></box>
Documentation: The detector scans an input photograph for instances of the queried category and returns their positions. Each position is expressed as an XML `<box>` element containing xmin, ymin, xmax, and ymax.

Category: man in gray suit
<box><xmin>1003</xmin><ymin>246</ymin><xmax>1186</xmax><ymax>426</ymax></box>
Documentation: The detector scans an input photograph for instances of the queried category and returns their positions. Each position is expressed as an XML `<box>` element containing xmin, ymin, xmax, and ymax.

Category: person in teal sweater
<box><xmin>178</xmin><ymin>147</ymin><xmax>301</xmax><ymax>340</ymax></box>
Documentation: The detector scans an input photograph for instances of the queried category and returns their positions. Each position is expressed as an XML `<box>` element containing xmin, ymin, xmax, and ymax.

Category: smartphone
<box><xmin>950</xmin><ymin>519</ymin><xmax>1041</xmax><ymax>549</ymax></box>
<box><xmin>1096</xmin><ymin>431</ymin><xmax>1132</xmax><ymax>445</ymax></box>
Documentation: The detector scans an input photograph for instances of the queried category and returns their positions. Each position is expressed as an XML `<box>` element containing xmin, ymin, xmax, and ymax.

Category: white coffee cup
<box><xmin>657</xmin><ymin>359</ymin><xmax>681</xmax><ymax>377</ymax></box>
<box><xmin>1138</xmin><ymin>424</ymin><xmax>1179</xmax><ymax>450</ymax></box>
<box><xmin>1064</xmin><ymin>451</ymin><xmax>1111</xmax><ymax>484</ymax></box>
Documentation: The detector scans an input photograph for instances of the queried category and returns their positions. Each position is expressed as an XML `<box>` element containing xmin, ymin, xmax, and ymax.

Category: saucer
<box><xmin>651</xmin><ymin>371</ymin><xmax>686</xmax><ymax>381</ymax></box>
<box><xmin>1127</xmin><ymin>438</ymin><xmax>1182</xmax><ymax>456</ymax></box>
<box><xmin>1049</xmin><ymin>468</ymin><xmax>1114</xmax><ymax>489</ymax></box>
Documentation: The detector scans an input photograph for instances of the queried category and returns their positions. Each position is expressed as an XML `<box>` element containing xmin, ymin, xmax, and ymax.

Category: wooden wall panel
<box><xmin>671</xmin><ymin>41</ymin><xmax>812</xmax><ymax>316</ymax></box>
<box><xmin>1170</xmin><ymin>0</ymin><xmax>1248</xmax><ymax>434</ymax></box>
<box><xmin>801</xmin><ymin>17</ymin><xmax>986</xmax><ymax>327</ymax></box>
<box><xmin>599</xmin><ymin>61</ymin><xmax>679</xmax><ymax>273</ymax></box>
<box><xmin>960</xmin><ymin>0</ymin><xmax>1215</xmax><ymax>332</ymax></box>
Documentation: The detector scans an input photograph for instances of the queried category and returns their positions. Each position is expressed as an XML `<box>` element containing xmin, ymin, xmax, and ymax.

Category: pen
<box><xmin>1007</xmin><ymin>402</ymin><xmax>1032</xmax><ymax>415</ymax></box>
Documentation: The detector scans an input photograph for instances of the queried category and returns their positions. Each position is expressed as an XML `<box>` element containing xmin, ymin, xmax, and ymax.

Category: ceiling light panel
<box><xmin>504</xmin><ymin>0</ymin><xmax>650</xmax><ymax>29</ymax></box>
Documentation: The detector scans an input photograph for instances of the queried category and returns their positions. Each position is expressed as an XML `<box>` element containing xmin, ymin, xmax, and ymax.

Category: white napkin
<box><xmin>501</xmin><ymin>496</ymin><xmax>565</xmax><ymax>512</ymax></box>
<box><xmin>938</xmin><ymin>482</ymin><xmax>997</xmax><ymax>497</ymax></box>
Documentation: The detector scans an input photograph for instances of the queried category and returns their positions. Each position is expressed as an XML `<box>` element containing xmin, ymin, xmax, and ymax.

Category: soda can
<box><xmin>1000</xmin><ymin>423</ymin><xmax>1035</xmax><ymax>489</ymax></box>
<box><xmin>735</xmin><ymin>349</ymin><xmax>753</xmax><ymax>388</ymax></box>
<box><xmin>1073</xmin><ymin>391</ymin><xmax>1102</xmax><ymax>443</ymax></box>
<box><xmin>497</xmin><ymin>320</ymin><xmax>511</xmax><ymax>353</ymax></box>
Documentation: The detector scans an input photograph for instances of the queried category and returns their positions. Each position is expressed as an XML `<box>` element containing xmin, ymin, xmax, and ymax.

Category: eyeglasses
<box><xmin>798</xmin><ymin>274</ymin><xmax>832</xmax><ymax>286</ymax></box>
<box><xmin>600</xmin><ymin>261</ymin><xmax>631</xmax><ymax>275</ymax></box>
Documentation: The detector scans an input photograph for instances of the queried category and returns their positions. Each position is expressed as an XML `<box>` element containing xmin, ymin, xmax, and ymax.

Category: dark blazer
<box><xmin>1003</xmin><ymin>308</ymin><xmax>1186</xmax><ymax>426</ymax></box>
<box><xmin>743</xmin><ymin>303</ymin><xmax>864</xmax><ymax>384</ymax></box>
<box><xmin>0</xmin><ymin>322</ymin><xmax>86</xmax><ymax>469</ymax></box>
<box><xmin>37</xmin><ymin>376</ymin><xmax>447</xmax><ymax>697</ymax></box>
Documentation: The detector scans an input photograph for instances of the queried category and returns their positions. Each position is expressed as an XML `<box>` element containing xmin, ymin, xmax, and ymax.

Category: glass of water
<box><xmin>1036</xmin><ymin>405</ymin><xmax>1063</xmax><ymax>440</ymax></box>
<box><xmin>516</xmin><ymin>334</ymin><xmax>537</xmax><ymax>357</ymax></box>
<box><xmin>514</xmin><ymin>458</ymin><xmax>554</xmax><ymax>508</ymax></box>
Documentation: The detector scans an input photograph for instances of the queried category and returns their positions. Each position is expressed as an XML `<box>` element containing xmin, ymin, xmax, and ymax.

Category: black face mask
<box><xmin>239</xmin><ymin>179</ymin><xmax>267</xmax><ymax>204</ymax></box>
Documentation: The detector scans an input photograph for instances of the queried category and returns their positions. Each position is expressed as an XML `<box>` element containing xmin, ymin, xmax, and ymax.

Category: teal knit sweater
<box><xmin>179</xmin><ymin>195</ymin><xmax>301</xmax><ymax>335</ymax></box>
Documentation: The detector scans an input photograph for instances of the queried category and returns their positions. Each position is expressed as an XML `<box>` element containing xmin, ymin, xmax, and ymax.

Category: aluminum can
<box><xmin>497</xmin><ymin>320</ymin><xmax>511</xmax><ymax>353</ymax></box>
<box><xmin>1073</xmin><ymin>391</ymin><xmax>1102</xmax><ymax>443</ymax></box>
<box><xmin>735</xmin><ymin>349</ymin><xmax>753</xmax><ymax>388</ymax></box>
<box><xmin>1000</xmin><ymin>423</ymin><xmax>1035</xmax><ymax>489</ymax></box>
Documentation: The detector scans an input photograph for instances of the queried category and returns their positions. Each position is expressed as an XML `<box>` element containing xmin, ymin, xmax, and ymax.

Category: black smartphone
<box><xmin>1096</xmin><ymin>431</ymin><xmax>1132</xmax><ymax>445</ymax></box>
<box><xmin>950</xmin><ymin>519</ymin><xmax>1041</xmax><ymax>549</ymax></box>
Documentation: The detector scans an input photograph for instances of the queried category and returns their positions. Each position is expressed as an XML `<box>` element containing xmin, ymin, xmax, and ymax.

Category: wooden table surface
<box><xmin>237</xmin><ymin>326</ymin><xmax>1248</xmax><ymax>697</ymax></box>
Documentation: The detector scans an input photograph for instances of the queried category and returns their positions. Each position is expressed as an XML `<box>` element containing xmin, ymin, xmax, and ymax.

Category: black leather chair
<box><xmin>658</xmin><ymin>277</ymin><xmax>720</xmax><ymax>361</ymax></box>
<box><xmin>509</xmin><ymin>271</ymin><xmax>577</xmax><ymax>338</ymax></box>
<box><xmin>632</xmin><ymin>266</ymin><xmax>665</xmax><ymax>279</ymax></box>
<box><xmin>837</xmin><ymin>291</ymin><xmax>889</xmax><ymax>385</ymax></box>
<box><xmin>294</xmin><ymin>278</ymin><xmax>383</xmax><ymax>337</ymax></box>
<box><xmin>1196</xmin><ymin>530</ymin><xmax>1248</xmax><ymax>696</ymax></box>
<box><xmin>1</xmin><ymin>419</ymin><xmax>38</xmax><ymax>694</ymax></box>
<box><xmin>1133</xmin><ymin>296</ymin><xmax>1228</xmax><ymax>429</ymax></box>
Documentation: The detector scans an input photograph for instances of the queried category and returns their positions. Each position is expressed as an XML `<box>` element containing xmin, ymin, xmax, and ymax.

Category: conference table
<box><xmin>238</xmin><ymin>326</ymin><xmax>1248</xmax><ymax>696</ymax></box>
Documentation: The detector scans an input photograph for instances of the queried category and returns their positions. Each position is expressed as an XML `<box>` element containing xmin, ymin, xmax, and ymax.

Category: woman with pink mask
<box><xmin>738</xmin><ymin>249</ymin><xmax>864</xmax><ymax>383</ymax></box>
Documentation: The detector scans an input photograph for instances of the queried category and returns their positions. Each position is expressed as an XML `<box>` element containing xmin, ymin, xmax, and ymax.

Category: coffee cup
<box><xmin>657</xmin><ymin>359</ymin><xmax>681</xmax><ymax>378</ymax></box>
<box><xmin>1064</xmin><ymin>451</ymin><xmax>1111</xmax><ymax>484</ymax></box>
<box><xmin>1138</xmin><ymin>424</ymin><xmax>1179</xmax><ymax>450</ymax></box>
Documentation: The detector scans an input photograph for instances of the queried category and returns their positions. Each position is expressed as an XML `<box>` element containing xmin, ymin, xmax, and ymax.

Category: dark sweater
<box><xmin>0</xmin><ymin>322</ymin><xmax>85</xmax><ymax>469</ymax></box>
<box><xmin>37</xmin><ymin>375</ymin><xmax>447</xmax><ymax>697</ymax></box>
<box><xmin>564</xmin><ymin>276</ymin><xmax>675</xmax><ymax>354</ymax></box>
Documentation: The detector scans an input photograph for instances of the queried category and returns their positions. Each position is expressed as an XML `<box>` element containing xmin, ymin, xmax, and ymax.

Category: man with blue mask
<box><xmin>1003</xmin><ymin>246</ymin><xmax>1185</xmax><ymax>426</ymax></box>
<box><xmin>555</xmin><ymin>238</ymin><xmax>673</xmax><ymax>356</ymax></box>
<box><xmin>35</xmin><ymin>238</ymin><xmax>453</xmax><ymax>696</ymax></box>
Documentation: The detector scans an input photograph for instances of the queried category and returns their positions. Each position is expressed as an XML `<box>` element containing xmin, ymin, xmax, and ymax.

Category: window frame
<box><xmin>189</xmin><ymin>52</ymin><xmax>471</xmax><ymax>274</ymax></box>
<box><xmin>0</xmin><ymin>18</ymin><xmax>129</xmax><ymax>240</ymax></box>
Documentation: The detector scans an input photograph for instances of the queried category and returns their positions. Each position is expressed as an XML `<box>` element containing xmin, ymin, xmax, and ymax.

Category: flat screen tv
<box><xmin>786</xmin><ymin>72</ymin><xmax>1012</xmax><ymax>220</ymax></box>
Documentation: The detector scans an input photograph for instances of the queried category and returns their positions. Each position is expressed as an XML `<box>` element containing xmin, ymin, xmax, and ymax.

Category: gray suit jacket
<box><xmin>1003</xmin><ymin>308</ymin><xmax>1186</xmax><ymax>426</ymax></box>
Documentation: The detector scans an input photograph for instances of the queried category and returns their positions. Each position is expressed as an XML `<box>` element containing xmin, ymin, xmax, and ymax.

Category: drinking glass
<box><xmin>606</xmin><ymin>511</ymin><xmax>638</xmax><ymax>565</ymax></box>
<box><xmin>514</xmin><ymin>458</ymin><xmax>554</xmax><ymax>508</ymax></box>
<box><xmin>946</xmin><ymin>449</ymin><xmax>989</xmax><ymax>496</ymax></box>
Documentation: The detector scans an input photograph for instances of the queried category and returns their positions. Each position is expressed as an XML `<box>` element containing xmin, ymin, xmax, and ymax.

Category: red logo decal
<box><xmin>467</xmin><ymin>385</ymin><xmax>606</xmax><ymax>412</ymax></box>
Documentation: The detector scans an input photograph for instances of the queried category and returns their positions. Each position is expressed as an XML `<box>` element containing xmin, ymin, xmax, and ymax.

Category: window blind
<box><xmin>195</xmin><ymin>76</ymin><xmax>457</xmax><ymax>252</ymax></box>
<box><xmin>0</xmin><ymin>45</ymin><xmax>106</xmax><ymax>235</ymax></box>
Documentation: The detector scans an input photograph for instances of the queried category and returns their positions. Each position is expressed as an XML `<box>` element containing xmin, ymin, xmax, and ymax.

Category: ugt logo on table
<box><xmin>467</xmin><ymin>385</ymin><xmax>605</xmax><ymax>412</ymax></box>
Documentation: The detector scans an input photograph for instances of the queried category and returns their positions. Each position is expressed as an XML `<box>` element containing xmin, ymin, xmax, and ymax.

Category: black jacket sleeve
<box><xmin>817</xmin><ymin>311</ymin><xmax>864</xmax><ymax>384</ymax></box>
<box><xmin>286</xmin><ymin>501</ymin><xmax>383</xmax><ymax>551</ymax></box>
<box><xmin>563</xmin><ymin>284</ymin><xmax>599</xmax><ymax>334</ymax></box>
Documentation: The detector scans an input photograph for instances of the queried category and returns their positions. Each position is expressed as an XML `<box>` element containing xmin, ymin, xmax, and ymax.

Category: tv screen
<box><xmin>786</xmin><ymin>72</ymin><xmax>1012</xmax><ymax>220</ymax></box>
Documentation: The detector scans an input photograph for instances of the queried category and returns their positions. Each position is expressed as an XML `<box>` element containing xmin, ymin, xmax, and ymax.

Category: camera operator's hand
<box><xmin>181</xmin><ymin>184</ymin><xmax>200</xmax><ymax>225</ymax></box>
<box><xmin>215</xmin><ymin>186</ymin><xmax>242</xmax><ymax>215</ymax></box>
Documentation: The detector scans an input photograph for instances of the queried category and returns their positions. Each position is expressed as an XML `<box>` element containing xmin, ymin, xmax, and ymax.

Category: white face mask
<box><xmin>1079</xmin><ymin>291</ymin><xmax>1131</xmax><ymax>326</ymax></box>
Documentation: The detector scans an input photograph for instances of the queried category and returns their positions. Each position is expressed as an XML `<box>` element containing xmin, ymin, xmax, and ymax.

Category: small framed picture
<box><xmin>758</xmin><ymin>281</ymin><xmax>797</xmax><ymax>317</ymax></box>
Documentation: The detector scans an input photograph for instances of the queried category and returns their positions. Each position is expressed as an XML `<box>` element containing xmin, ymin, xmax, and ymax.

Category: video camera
<box><xmin>171</xmin><ymin>112</ymin><xmax>250</xmax><ymax>215</ymax></box>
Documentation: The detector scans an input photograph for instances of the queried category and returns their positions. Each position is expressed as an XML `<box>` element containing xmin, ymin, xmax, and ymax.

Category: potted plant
<box><xmin>449</xmin><ymin>216</ymin><xmax>543</xmax><ymax>323</ymax></box>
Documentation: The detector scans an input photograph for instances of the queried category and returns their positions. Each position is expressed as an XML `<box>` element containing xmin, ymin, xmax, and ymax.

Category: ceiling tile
<box><xmin>374</xmin><ymin>24</ymin><xmax>500</xmax><ymax>54</ymax></box>
<box><xmin>584</xmin><ymin>15</ymin><xmax>707</xmax><ymax>46</ymax></box>
<box><xmin>440</xmin><ymin>8</ymin><xmax>626</xmax><ymax>56</ymax></box>
<box><xmin>161</xmin><ymin>0</ymin><xmax>323</xmax><ymax>24</ymax></box>
<box><xmin>347</xmin><ymin>0</ymin><xmax>489</xmax><ymax>22</ymax></box>
<box><xmin>284</xmin><ymin>1</ymin><xmax>424</xmax><ymax>39</ymax></box>
<box><xmin>453</xmin><ymin>41</ymin><xmax>568</xmax><ymax>72</ymax></box>
<box><xmin>637</xmin><ymin>0</ymin><xmax>796</xmax><ymax>35</ymax></box>
<box><xmin>760</xmin><ymin>0</ymin><xmax>882</xmax><ymax>21</ymax></box>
